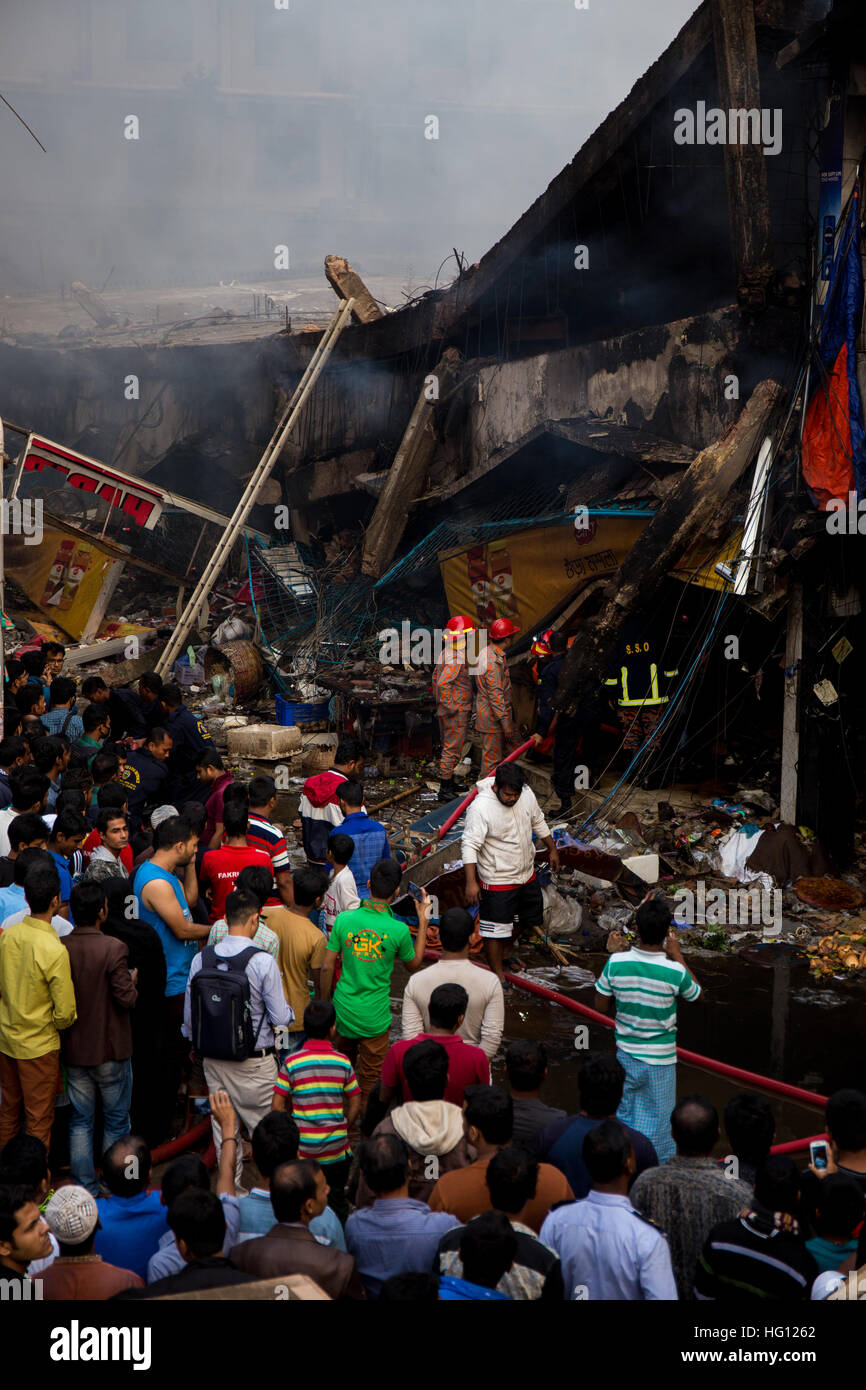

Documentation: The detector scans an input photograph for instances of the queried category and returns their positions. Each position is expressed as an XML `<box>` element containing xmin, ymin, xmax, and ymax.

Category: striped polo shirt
<box><xmin>596</xmin><ymin>946</ymin><xmax>700</xmax><ymax>1064</ymax></box>
<box><xmin>273</xmin><ymin>1039</ymin><xmax>359</xmax><ymax>1164</ymax></box>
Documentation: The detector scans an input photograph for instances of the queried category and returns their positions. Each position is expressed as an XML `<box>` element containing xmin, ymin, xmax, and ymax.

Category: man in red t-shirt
<box><xmin>199</xmin><ymin>797</ymin><xmax>271</xmax><ymax>924</ymax></box>
<box><xmin>379</xmin><ymin>982</ymin><xmax>489</xmax><ymax>1108</ymax></box>
<box><xmin>81</xmin><ymin>785</ymin><xmax>134</xmax><ymax>875</ymax></box>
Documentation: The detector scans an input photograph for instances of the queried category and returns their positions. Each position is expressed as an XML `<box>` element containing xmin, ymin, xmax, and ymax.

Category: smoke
<box><xmin>0</xmin><ymin>0</ymin><xmax>699</xmax><ymax>295</ymax></box>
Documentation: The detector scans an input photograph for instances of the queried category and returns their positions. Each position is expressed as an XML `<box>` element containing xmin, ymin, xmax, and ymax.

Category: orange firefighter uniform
<box><xmin>475</xmin><ymin>643</ymin><xmax>517</xmax><ymax>777</ymax></box>
<box><xmin>433</xmin><ymin>648</ymin><xmax>474</xmax><ymax>779</ymax></box>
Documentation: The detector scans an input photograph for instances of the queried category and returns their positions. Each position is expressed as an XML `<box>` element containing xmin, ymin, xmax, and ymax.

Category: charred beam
<box><xmin>324</xmin><ymin>255</ymin><xmax>384</xmax><ymax>325</ymax></box>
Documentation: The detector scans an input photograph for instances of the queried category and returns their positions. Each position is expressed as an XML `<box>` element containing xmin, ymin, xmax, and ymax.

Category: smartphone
<box><xmin>408</xmin><ymin>882</ymin><xmax>425</xmax><ymax>903</ymax></box>
<box><xmin>809</xmin><ymin>1139</ymin><xmax>829</xmax><ymax>1171</ymax></box>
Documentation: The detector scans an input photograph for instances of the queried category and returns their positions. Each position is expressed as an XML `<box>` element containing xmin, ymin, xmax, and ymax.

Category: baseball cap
<box><xmin>45</xmin><ymin>1185</ymin><xmax>98</xmax><ymax>1245</ymax></box>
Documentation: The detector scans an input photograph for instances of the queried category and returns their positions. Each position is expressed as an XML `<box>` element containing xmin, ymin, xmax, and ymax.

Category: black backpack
<box><xmin>190</xmin><ymin>946</ymin><xmax>266</xmax><ymax>1062</ymax></box>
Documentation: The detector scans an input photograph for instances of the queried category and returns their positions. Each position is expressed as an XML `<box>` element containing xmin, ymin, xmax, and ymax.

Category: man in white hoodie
<box><xmin>462</xmin><ymin>763</ymin><xmax>559</xmax><ymax>986</ymax></box>
<box><xmin>352</xmin><ymin>1040</ymin><xmax>472</xmax><ymax>1208</ymax></box>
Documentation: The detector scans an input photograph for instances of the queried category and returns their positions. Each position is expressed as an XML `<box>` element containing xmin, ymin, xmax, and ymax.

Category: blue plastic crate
<box><xmin>275</xmin><ymin>693</ymin><xmax>331</xmax><ymax>725</ymax></box>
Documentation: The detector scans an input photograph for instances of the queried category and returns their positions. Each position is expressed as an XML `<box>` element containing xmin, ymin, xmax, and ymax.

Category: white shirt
<box><xmin>323</xmin><ymin>864</ymin><xmax>360</xmax><ymax>932</ymax></box>
<box><xmin>1</xmin><ymin>908</ymin><xmax>73</xmax><ymax>938</ymax></box>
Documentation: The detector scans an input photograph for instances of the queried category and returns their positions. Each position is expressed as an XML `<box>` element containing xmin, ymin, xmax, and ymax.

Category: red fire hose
<box><xmin>151</xmin><ymin>1118</ymin><xmax>211</xmax><ymax>1166</ymax></box>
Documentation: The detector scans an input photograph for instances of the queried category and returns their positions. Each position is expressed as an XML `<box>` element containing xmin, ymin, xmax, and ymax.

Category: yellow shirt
<box><xmin>262</xmin><ymin>907</ymin><xmax>327</xmax><ymax>1033</ymax></box>
<box><xmin>0</xmin><ymin>915</ymin><xmax>77</xmax><ymax>1059</ymax></box>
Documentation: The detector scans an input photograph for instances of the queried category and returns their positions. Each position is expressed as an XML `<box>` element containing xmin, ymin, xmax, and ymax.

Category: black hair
<box><xmin>9</xmin><ymin>768</ymin><xmax>49</xmax><ymax>810</ymax></box>
<box><xmin>225</xmin><ymin>889</ymin><xmax>259</xmax><ymax>926</ymax></box>
<box><xmin>723</xmin><ymin>1093</ymin><xmax>775</xmax><ymax>1167</ymax></box>
<box><xmin>826</xmin><ymin>1090</ymin><xmax>866</xmax><ymax>1153</ymax></box>
<box><xmin>234</xmin><ymin>863</ymin><xmax>273</xmax><ymax>908</ymax></box>
<box><xmin>327</xmin><ymin>833</ymin><xmax>354</xmax><ymax>866</ymax></box>
<box><xmin>251</xmin><ymin>1113</ymin><xmax>300</xmax><ymax>1178</ymax></box>
<box><xmin>464</xmin><ymin>1085</ymin><xmax>513</xmax><ymax>1145</ymax></box>
<box><xmin>293</xmin><ymin>865</ymin><xmax>328</xmax><ymax>908</ymax></box>
<box><xmin>334</xmin><ymin>739</ymin><xmax>364</xmax><ymax>766</ymax></box>
<box><xmin>270</xmin><ymin>1161</ymin><xmax>320</xmax><ymax>1223</ymax></box>
<box><xmin>358</xmin><ymin>1134</ymin><xmax>410</xmax><ymax>1196</ymax></box>
<box><xmin>53</xmin><ymin>790</ymin><xmax>86</xmax><ymax>818</ymax></box>
<box><xmin>14</xmin><ymin>847</ymin><xmax>54</xmax><ymax>890</ymax></box>
<box><xmin>91</xmin><ymin>752</ymin><xmax>120</xmax><ymax>786</ymax></box>
<box><xmin>0</xmin><ymin>736</ymin><xmax>28</xmax><ymax>770</ymax></box>
<box><xmin>102</xmin><ymin>1135</ymin><xmax>151</xmax><ymax>1197</ymax></box>
<box><xmin>42</xmin><ymin>642</ymin><xmax>65</xmax><ymax>660</ymax></box>
<box><xmin>579</xmin><ymin>1052</ymin><xmax>625</xmax><ymax>1118</ymax></box>
<box><xmin>671</xmin><ymin>1095</ymin><xmax>719</xmax><ymax>1157</ymax></box>
<box><xmin>48</xmin><ymin>676</ymin><xmax>77</xmax><ymax>708</ymax></box>
<box><xmin>303</xmin><ymin>999</ymin><xmax>336</xmax><ymax>1039</ymax></box>
<box><xmin>179</xmin><ymin>800</ymin><xmax>207</xmax><ymax>834</ymax></box>
<box><xmin>505</xmin><ymin>1039</ymin><xmax>547</xmax><ymax>1092</ymax></box>
<box><xmin>17</xmin><ymin>687</ymin><xmax>46</xmax><ymax>715</ymax></box>
<box><xmin>248</xmin><ymin>775</ymin><xmax>276</xmax><ymax>806</ymax></box>
<box><xmin>155</xmin><ymin>815</ymin><xmax>193</xmax><ymax>850</ymax></box>
<box><xmin>32</xmin><ymin>737</ymin><xmax>65</xmax><ymax>775</ymax></box>
<box><xmin>369</xmin><ymin>858</ymin><xmax>401</xmax><ymax>899</ymax></box>
<box><xmin>20</xmin><ymin>650</ymin><xmax>47</xmax><ymax>677</ymax></box>
<box><xmin>438</xmin><ymin>907</ymin><xmax>474</xmax><ymax>953</ymax></box>
<box><xmin>197</xmin><ymin>749</ymin><xmax>224</xmax><ymax>772</ymax></box>
<box><xmin>147</xmin><ymin>725</ymin><xmax>171</xmax><ymax>747</ymax></box>
<box><xmin>7</xmin><ymin>813</ymin><xmax>49</xmax><ymax>852</ymax></box>
<box><xmin>549</xmin><ymin>631</ymin><xmax>568</xmax><ymax>654</ymax></box>
<box><xmin>813</xmin><ymin>1173</ymin><xmax>866</xmax><ymax>1239</ymax></box>
<box><xmin>168</xmin><ymin>1188</ymin><xmax>226</xmax><ymax>1259</ymax></box>
<box><xmin>494</xmin><ymin>763</ymin><xmax>524</xmax><ymax>792</ymax></box>
<box><xmin>460</xmin><ymin>1210</ymin><xmax>516</xmax><ymax>1289</ymax></box>
<box><xmin>635</xmin><ymin>897</ymin><xmax>671</xmax><ymax>946</ymax></box>
<box><xmin>160</xmin><ymin>683</ymin><xmax>182</xmax><ymax>708</ymax></box>
<box><xmin>57</xmin><ymin>767</ymin><xmax>93</xmax><ymax>795</ymax></box>
<box><xmin>338</xmin><ymin>779</ymin><xmax>364</xmax><ymax>809</ymax></box>
<box><xmin>69</xmin><ymin>881</ymin><xmax>108</xmax><ymax>928</ymax></box>
<box><xmin>583</xmin><ymin>1118</ymin><xmax>632</xmax><ymax>1182</ymax></box>
<box><xmin>0</xmin><ymin>1134</ymin><xmax>48</xmax><ymax>1188</ymax></box>
<box><xmin>222</xmin><ymin>798</ymin><xmax>248</xmax><ymax>838</ymax></box>
<box><xmin>96</xmin><ymin>807</ymin><xmax>127</xmax><ymax>837</ymax></box>
<box><xmin>403</xmin><ymin>1039</ymin><xmax>449</xmax><ymax>1102</ymax></box>
<box><xmin>96</xmin><ymin>784</ymin><xmax>127</xmax><ymax>811</ymax></box>
<box><xmin>49</xmin><ymin>809</ymin><xmax>88</xmax><ymax>843</ymax></box>
<box><xmin>23</xmin><ymin>861</ymin><xmax>61</xmax><ymax>912</ymax></box>
<box><xmin>754</xmin><ymin>1155</ymin><xmax>800</xmax><ymax>1218</ymax></box>
<box><xmin>0</xmin><ymin>1183</ymin><xmax>38</xmax><ymax>1244</ymax></box>
<box><xmin>379</xmin><ymin>1272</ymin><xmax>440</xmax><ymax>1301</ymax></box>
<box><xmin>81</xmin><ymin>676</ymin><xmax>108</xmax><ymax>699</ymax></box>
<box><xmin>429</xmin><ymin>982</ymin><xmax>469</xmax><ymax>1032</ymax></box>
<box><xmin>486</xmin><ymin>1145</ymin><xmax>539</xmax><ymax>1214</ymax></box>
<box><xmin>139</xmin><ymin>673</ymin><xmax>163</xmax><ymax>695</ymax></box>
<box><xmin>161</xmin><ymin>1154</ymin><xmax>209</xmax><ymax>1208</ymax></box>
<box><xmin>82</xmin><ymin>704</ymin><xmax>109</xmax><ymax>734</ymax></box>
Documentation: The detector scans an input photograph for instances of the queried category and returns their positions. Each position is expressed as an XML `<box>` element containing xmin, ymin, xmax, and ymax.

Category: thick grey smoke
<box><xmin>0</xmin><ymin>0</ymin><xmax>697</xmax><ymax>294</ymax></box>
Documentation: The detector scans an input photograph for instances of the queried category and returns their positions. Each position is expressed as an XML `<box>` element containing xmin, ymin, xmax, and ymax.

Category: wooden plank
<box><xmin>780</xmin><ymin>580</ymin><xmax>802</xmax><ymax>822</ymax></box>
<box><xmin>360</xmin><ymin>347</ymin><xmax>461</xmax><ymax>579</ymax></box>
<box><xmin>711</xmin><ymin>0</ymin><xmax>775</xmax><ymax>309</ymax></box>
<box><xmin>324</xmin><ymin>255</ymin><xmax>384</xmax><ymax>324</ymax></box>
<box><xmin>554</xmin><ymin>378</ymin><xmax>783</xmax><ymax>715</ymax></box>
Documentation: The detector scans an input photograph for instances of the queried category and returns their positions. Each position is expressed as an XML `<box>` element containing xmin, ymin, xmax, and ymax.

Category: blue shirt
<box><xmin>233</xmin><ymin>1188</ymin><xmax>346</xmax><ymax>1251</ymax></box>
<box><xmin>346</xmin><ymin>1198</ymin><xmax>461</xmax><ymax>1298</ymax></box>
<box><xmin>94</xmin><ymin>1190</ymin><xmax>169</xmax><ymax>1280</ymax></box>
<box><xmin>49</xmin><ymin>851</ymin><xmax>73</xmax><ymax>905</ymax></box>
<box><xmin>133</xmin><ymin>860</ymin><xmax>195</xmax><ymax>997</ymax></box>
<box><xmin>539</xmin><ymin>1190</ymin><xmax>678</xmax><ymax>1300</ymax></box>
<box><xmin>0</xmin><ymin>882</ymin><xmax>26</xmax><ymax>925</ymax></box>
<box><xmin>147</xmin><ymin>1194</ymin><xmax>242</xmax><ymax>1282</ymax></box>
<box><xmin>439</xmin><ymin>1275</ymin><xmax>510</xmax><ymax>1301</ymax></box>
<box><xmin>42</xmin><ymin>707</ymin><xmax>84</xmax><ymax>742</ymax></box>
<box><xmin>340</xmin><ymin>811</ymin><xmax>391</xmax><ymax>899</ymax></box>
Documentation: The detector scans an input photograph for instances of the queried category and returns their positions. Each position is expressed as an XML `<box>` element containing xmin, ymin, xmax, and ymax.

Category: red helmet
<box><xmin>530</xmin><ymin>628</ymin><xmax>553</xmax><ymax>658</ymax></box>
<box><xmin>489</xmin><ymin>617</ymin><xmax>521</xmax><ymax>641</ymax></box>
<box><xmin>444</xmin><ymin>615</ymin><xmax>476</xmax><ymax>639</ymax></box>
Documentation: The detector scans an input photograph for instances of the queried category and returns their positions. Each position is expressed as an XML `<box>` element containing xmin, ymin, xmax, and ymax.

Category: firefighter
<box><xmin>475</xmin><ymin>617</ymin><xmax>520</xmax><ymax>778</ymax></box>
<box><xmin>603</xmin><ymin>617</ymin><xmax>680</xmax><ymax>755</ymax></box>
<box><xmin>434</xmin><ymin>615</ymin><xmax>476</xmax><ymax>802</ymax></box>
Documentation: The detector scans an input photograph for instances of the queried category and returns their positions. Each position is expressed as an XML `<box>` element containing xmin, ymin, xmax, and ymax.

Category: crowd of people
<box><xmin>0</xmin><ymin>641</ymin><xmax>864</xmax><ymax>1302</ymax></box>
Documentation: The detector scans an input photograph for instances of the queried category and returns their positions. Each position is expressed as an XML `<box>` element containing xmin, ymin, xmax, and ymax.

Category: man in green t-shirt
<box><xmin>320</xmin><ymin>858</ymin><xmax>429</xmax><ymax>1113</ymax></box>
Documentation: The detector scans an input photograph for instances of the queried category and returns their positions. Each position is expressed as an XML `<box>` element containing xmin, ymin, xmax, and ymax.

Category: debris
<box><xmin>226</xmin><ymin>723</ymin><xmax>302</xmax><ymax>760</ymax></box>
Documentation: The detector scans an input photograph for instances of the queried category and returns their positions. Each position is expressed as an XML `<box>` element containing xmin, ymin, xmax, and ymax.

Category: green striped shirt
<box><xmin>596</xmin><ymin>947</ymin><xmax>700</xmax><ymax>1064</ymax></box>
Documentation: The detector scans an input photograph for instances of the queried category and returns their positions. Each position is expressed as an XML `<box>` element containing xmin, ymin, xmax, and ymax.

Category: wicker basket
<box><xmin>303</xmin><ymin>747</ymin><xmax>335</xmax><ymax>772</ymax></box>
<box><xmin>204</xmin><ymin>641</ymin><xmax>264</xmax><ymax>702</ymax></box>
